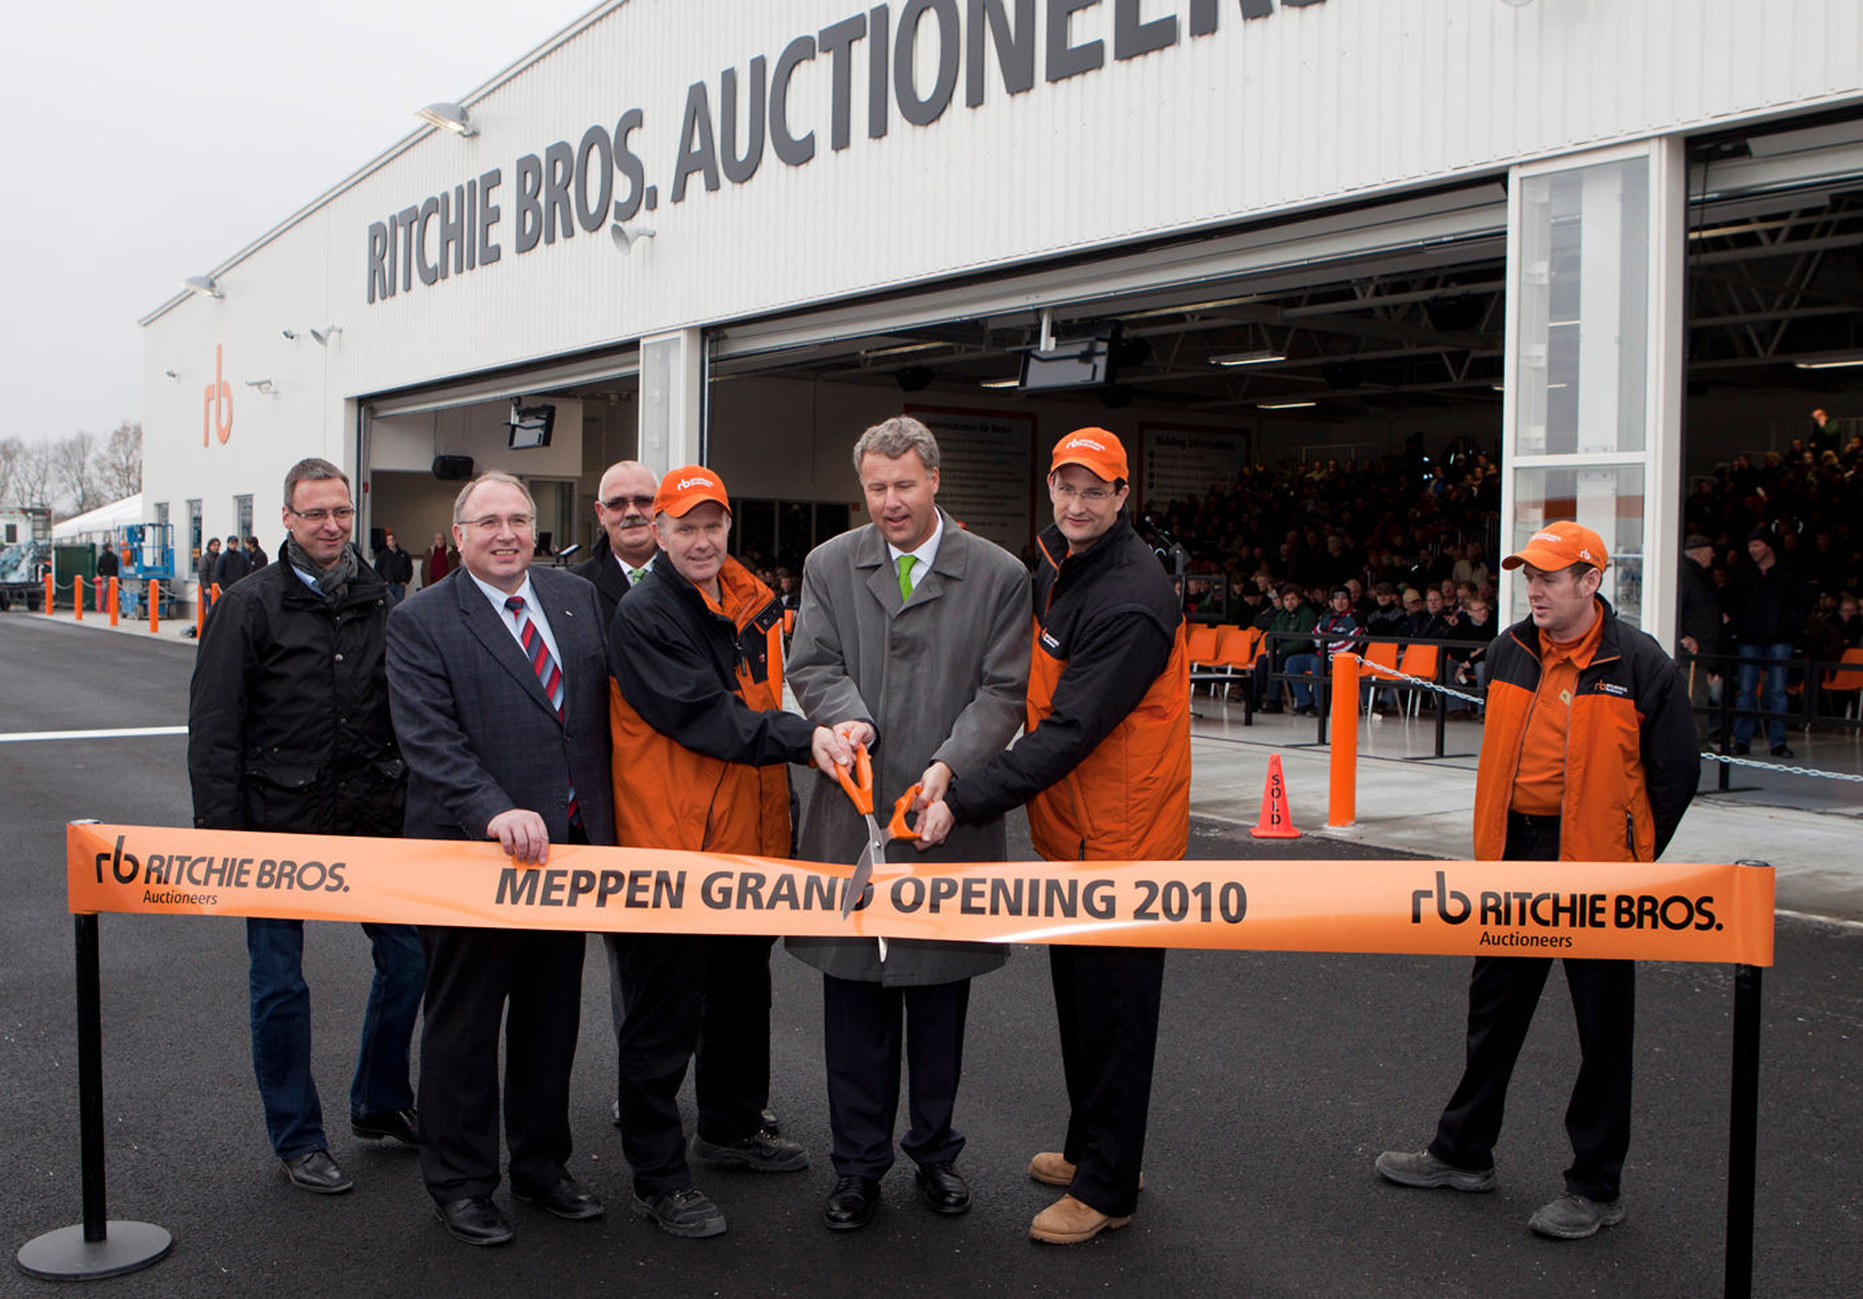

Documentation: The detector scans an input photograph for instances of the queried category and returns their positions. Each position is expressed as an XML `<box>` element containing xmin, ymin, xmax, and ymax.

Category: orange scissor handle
<box><xmin>887</xmin><ymin>784</ymin><xmax>924</xmax><ymax>842</ymax></box>
<box><xmin>834</xmin><ymin>743</ymin><xmax>874</xmax><ymax>816</ymax></box>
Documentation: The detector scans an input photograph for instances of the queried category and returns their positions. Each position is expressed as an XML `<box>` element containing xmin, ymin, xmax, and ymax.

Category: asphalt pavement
<box><xmin>2</xmin><ymin>614</ymin><xmax>1858</xmax><ymax>1297</ymax></box>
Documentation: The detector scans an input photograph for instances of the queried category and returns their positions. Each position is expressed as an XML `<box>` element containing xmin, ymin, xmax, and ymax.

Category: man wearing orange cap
<box><xmin>917</xmin><ymin>428</ymin><xmax>1190</xmax><ymax>1245</ymax></box>
<box><xmin>1376</xmin><ymin>520</ymin><xmax>1697</xmax><ymax>1240</ymax></box>
<box><xmin>605</xmin><ymin>466</ymin><xmax>854</xmax><ymax>1238</ymax></box>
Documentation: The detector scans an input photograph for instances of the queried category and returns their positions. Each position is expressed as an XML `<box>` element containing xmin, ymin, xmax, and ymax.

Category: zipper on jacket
<box><xmin>1624</xmin><ymin>810</ymin><xmax>1638</xmax><ymax>862</ymax></box>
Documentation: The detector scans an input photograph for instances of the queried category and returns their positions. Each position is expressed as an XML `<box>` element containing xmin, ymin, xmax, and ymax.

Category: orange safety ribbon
<box><xmin>66</xmin><ymin>823</ymin><xmax>1774</xmax><ymax>967</ymax></box>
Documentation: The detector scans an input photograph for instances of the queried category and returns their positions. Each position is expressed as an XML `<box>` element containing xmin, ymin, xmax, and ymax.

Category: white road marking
<box><xmin>0</xmin><ymin>726</ymin><xmax>188</xmax><ymax>744</ymax></box>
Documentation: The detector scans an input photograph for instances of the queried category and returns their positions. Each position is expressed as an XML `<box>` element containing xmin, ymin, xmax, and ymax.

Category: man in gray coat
<box><xmin>787</xmin><ymin>415</ymin><xmax>1031</xmax><ymax>1232</ymax></box>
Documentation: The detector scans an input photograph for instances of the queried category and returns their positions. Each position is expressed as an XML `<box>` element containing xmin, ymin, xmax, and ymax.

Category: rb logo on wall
<box><xmin>202</xmin><ymin>343</ymin><xmax>232</xmax><ymax>446</ymax></box>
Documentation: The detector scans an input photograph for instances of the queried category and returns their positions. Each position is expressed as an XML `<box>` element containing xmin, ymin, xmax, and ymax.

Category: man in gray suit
<box><xmin>386</xmin><ymin>471</ymin><xmax>616</xmax><ymax>1248</ymax></box>
<box><xmin>787</xmin><ymin>415</ymin><xmax>1031</xmax><ymax>1232</ymax></box>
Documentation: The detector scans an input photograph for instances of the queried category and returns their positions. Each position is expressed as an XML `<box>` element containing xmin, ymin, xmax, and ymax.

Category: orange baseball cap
<box><xmin>1502</xmin><ymin>520</ymin><xmax>1609</xmax><ymax>573</ymax></box>
<box><xmin>654</xmin><ymin>466</ymin><xmax>730</xmax><ymax>518</ymax></box>
<box><xmin>1049</xmin><ymin>428</ymin><xmax>1129</xmax><ymax>482</ymax></box>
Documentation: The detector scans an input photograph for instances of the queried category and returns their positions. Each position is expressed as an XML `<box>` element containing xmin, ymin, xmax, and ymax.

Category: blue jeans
<box><xmin>1285</xmin><ymin>653</ymin><xmax>1323</xmax><ymax>709</ymax></box>
<box><xmin>248</xmin><ymin>918</ymin><xmax>425</xmax><ymax>1158</ymax></box>
<box><xmin>1731</xmin><ymin>642</ymin><xmax>1793</xmax><ymax>749</ymax></box>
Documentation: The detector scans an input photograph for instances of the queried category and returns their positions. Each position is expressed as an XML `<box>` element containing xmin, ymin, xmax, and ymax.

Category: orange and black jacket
<box><xmin>608</xmin><ymin>555</ymin><xmax>811</xmax><ymax>856</ymax></box>
<box><xmin>946</xmin><ymin>515</ymin><xmax>1191</xmax><ymax>862</ymax></box>
<box><xmin>1473</xmin><ymin>598</ymin><xmax>1697</xmax><ymax>863</ymax></box>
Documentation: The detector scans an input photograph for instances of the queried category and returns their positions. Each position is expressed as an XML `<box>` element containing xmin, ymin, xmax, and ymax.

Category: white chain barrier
<box><xmin>1698</xmin><ymin>751</ymin><xmax>1863</xmax><ymax>783</ymax></box>
<box><xmin>1345</xmin><ymin>653</ymin><xmax>1488</xmax><ymax>708</ymax></box>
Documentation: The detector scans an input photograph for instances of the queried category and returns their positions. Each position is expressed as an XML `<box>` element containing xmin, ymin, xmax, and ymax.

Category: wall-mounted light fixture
<box><xmin>611</xmin><ymin>223</ymin><xmax>656</xmax><ymax>253</ymax></box>
<box><xmin>415</xmin><ymin>102</ymin><xmax>477</xmax><ymax>137</ymax></box>
<box><xmin>182</xmin><ymin>275</ymin><xmax>222</xmax><ymax>299</ymax></box>
<box><xmin>310</xmin><ymin>325</ymin><xmax>343</xmax><ymax>345</ymax></box>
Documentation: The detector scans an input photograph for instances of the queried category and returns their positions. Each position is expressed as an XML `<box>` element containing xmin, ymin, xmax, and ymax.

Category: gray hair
<box><xmin>283</xmin><ymin>457</ymin><xmax>349</xmax><ymax>510</ymax></box>
<box><xmin>453</xmin><ymin>470</ymin><xmax>537</xmax><ymax>523</ymax></box>
<box><xmin>852</xmin><ymin>416</ymin><xmax>940</xmax><ymax>476</ymax></box>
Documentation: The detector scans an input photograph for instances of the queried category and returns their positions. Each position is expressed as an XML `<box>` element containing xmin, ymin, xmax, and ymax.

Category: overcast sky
<box><xmin>0</xmin><ymin>0</ymin><xmax>601</xmax><ymax>447</ymax></box>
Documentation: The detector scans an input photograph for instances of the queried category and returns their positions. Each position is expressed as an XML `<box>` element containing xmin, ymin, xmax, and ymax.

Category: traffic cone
<box><xmin>1249</xmin><ymin>753</ymin><xmax>1302</xmax><ymax>839</ymax></box>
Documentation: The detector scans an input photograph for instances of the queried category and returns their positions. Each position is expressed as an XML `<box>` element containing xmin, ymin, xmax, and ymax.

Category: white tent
<box><xmin>52</xmin><ymin>494</ymin><xmax>142</xmax><ymax>542</ymax></box>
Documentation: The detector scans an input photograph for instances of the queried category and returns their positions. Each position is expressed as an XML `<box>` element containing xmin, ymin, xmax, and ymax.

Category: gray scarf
<box><xmin>284</xmin><ymin>538</ymin><xmax>360</xmax><ymax>601</ymax></box>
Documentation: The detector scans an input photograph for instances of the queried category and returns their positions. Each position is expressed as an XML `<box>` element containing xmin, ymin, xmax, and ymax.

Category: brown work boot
<box><xmin>1029</xmin><ymin>1194</ymin><xmax>1131</xmax><ymax>1245</ymax></box>
<box><xmin>1028</xmin><ymin>1151</ymin><xmax>1145</xmax><ymax>1190</ymax></box>
<box><xmin>1028</xmin><ymin>1151</ymin><xmax>1075</xmax><ymax>1187</ymax></box>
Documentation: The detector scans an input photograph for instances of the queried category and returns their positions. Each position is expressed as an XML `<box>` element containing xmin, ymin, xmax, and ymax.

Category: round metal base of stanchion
<box><xmin>16</xmin><ymin>1222</ymin><xmax>172</xmax><ymax>1281</ymax></box>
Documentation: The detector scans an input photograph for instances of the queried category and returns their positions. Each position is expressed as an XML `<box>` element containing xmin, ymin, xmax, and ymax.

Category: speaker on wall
<box><xmin>432</xmin><ymin>455</ymin><xmax>474</xmax><ymax>481</ymax></box>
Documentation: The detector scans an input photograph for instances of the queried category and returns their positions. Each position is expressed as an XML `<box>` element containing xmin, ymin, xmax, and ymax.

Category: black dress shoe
<box><xmin>1771</xmin><ymin>744</ymin><xmax>1795</xmax><ymax>759</ymax></box>
<box><xmin>350</xmin><ymin>1106</ymin><xmax>420</xmax><ymax>1148</ymax></box>
<box><xmin>434</xmin><ymin>1195</ymin><xmax>514</xmax><ymax>1247</ymax></box>
<box><xmin>914</xmin><ymin>1162</ymin><xmax>972</xmax><ymax>1215</ymax></box>
<box><xmin>280</xmin><ymin>1149</ymin><xmax>352</xmax><ymax>1195</ymax></box>
<box><xmin>512</xmin><ymin>1173</ymin><xmax>604</xmax><ymax>1220</ymax></box>
<box><xmin>823</xmin><ymin>1175</ymin><xmax>881</xmax><ymax>1231</ymax></box>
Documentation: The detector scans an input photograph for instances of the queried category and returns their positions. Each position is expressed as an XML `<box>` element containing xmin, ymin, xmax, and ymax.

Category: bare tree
<box><xmin>95</xmin><ymin>420</ymin><xmax>143</xmax><ymax>500</ymax></box>
<box><xmin>0</xmin><ymin>436</ymin><xmax>20</xmax><ymax>504</ymax></box>
<box><xmin>51</xmin><ymin>431</ymin><xmax>103</xmax><ymax>515</ymax></box>
<box><xmin>9</xmin><ymin>440</ymin><xmax>56</xmax><ymax>510</ymax></box>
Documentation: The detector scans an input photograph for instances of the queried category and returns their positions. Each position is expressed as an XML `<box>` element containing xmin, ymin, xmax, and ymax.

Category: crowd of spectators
<box><xmin>1140</xmin><ymin>417</ymin><xmax>1863</xmax><ymax>732</ymax></box>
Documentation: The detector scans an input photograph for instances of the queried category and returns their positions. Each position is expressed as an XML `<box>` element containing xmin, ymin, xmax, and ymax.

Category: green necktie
<box><xmin>628</xmin><ymin>567</ymin><xmax>647</xmax><ymax>585</ymax></box>
<box><xmin>896</xmin><ymin>554</ymin><xmax>917</xmax><ymax>603</ymax></box>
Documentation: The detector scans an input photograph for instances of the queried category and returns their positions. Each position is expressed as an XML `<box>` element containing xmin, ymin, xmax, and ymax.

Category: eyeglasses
<box><xmin>458</xmin><ymin>514</ymin><xmax>535</xmax><ymax>532</ymax></box>
<box><xmin>1050</xmin><ymin>482</ymin><xmax>1117</xmax><ymax>503</ymax></box>
<box><xmin>288</xmin><ymin>506</ymin><xmax>355</xmax><ymax>524</ymax></box>
<box><xmin>601</xmin><ymin>494</ymin><xmax>656</xmax><ymax>511</ymax></box>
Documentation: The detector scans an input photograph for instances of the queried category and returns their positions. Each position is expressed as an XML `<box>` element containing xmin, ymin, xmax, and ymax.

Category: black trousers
<box><xmin>1052</xmin><ymin>945</ymin><xmax>1166</xmax><ymax>1218</ymax></box>
<box><xmin>1427</xmin><ymin>813</ymin><xmax>1636</xmax><ymax>1201</ymax></box>
<box><xmin>416</xmin><ymin>925</ymin><xmax>585</xmax><ymax>1202</ymax></box>
<box><xmin>610</xmin><ymin>932</ymin><xmax>773</xmax><ymax>1197</ymax></box>
<box><xmin>822</xmin><ymin>975</ymin><xmax>970</xmax><ymax>1179</ymax></box>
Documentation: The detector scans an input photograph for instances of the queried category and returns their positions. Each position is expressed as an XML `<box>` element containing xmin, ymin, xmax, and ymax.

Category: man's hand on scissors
<box><xmin>811</xmin><ymin>726</ymin><xmax>858</xmax><ymax>773</ymax></box>
<box><xmin>914</xmin><ymin>798</ymin><xmax>954</xmax><ymax>850</ymax></box>
<box><xmin>914</xmin><ymin>761</ymin><xmax>952</xmax><ymax>810</ymax></box>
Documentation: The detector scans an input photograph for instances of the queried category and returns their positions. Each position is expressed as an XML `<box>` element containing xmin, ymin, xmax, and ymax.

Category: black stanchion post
<box><xmin>1432</xmin><ymin>652</ymin><xmax>1448</xmax><ymax>758</ymax></box>
<box><xmin>15</xmin><ymin>912</ymin><xmax>171</xmax><ymax>1280</ymax></box>
<box><xmin>1718</xmin><ymin>657</ymin><xmax>1735</xmax><ymax>792</ymax></box>
<box><xmin>1722</xmin><ymin>859</ymin><xmax>1771</xmax><ymax>1299</ymax></box>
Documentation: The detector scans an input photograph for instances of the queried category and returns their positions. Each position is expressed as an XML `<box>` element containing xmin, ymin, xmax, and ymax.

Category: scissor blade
<box><xmin>840</xmin><ymin>843</ymin><xmax>873</xmax><ymax>920</ymax></box>
<box><xmin>841</xmin><ymin>814</ymin><xmax>884</xmax><ymax>921</ymax></box>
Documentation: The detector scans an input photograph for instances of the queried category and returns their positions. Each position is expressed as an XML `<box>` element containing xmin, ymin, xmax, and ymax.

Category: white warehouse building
<box><xmin>140</xmin><ymin>0</ymin><xmax>1863</xmax><ymax>636</ymax></box>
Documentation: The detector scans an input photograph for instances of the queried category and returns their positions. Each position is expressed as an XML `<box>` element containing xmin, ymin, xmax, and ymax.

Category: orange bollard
<box><xmin>149</xmin><ymin>580</ymin><xmax>159</xmax><ymax>633</ymax></box>
<box><xmin>73</xmin><ymin>575</ymin><xmax>84</xmax><ymax>621</ymax></box>
<box><xmin>1328</xmin><ymin>651</ymin><xmax>1358</xmax><ymax>827</ymax></box>
<box><xmin>195</xmin><ymin>589</ymin><xmax>206</xmax><ymax>638</ymax></box>
<box><xmin>108</xmin><ymin>576</ymin><xmax>120</xmax><ymax>626</ymax></box>
<box><xmin>44</xmin><ymin>574</ymin><xmax>54</xmax><ymax>612</ymax></box>
<box><xmin>1248</xmin><ymin>753</ymin><xmax>1302</xmax><ymax>840</ymax></box>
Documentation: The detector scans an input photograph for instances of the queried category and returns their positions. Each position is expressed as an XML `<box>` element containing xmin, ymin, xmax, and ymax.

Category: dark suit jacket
<box><xmin>386</xmin><ymin>566</ymin><xmax>616</xmax><ymax>847</ymax></box>
<box><xmin>572</xmin><ymin>531</ymin><xmax>663</xmax><ymax>630</ymax></box>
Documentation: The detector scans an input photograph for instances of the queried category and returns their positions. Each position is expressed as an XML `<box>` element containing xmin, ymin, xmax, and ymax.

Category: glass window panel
<box><xmin>1510</xmin><ymin>465</ymin><xmax>1646</xmax><ymax>631</ymax></box>
<box><xmin>1514</xmin><ymin>158</ymin><xmax>1649</xmax><ymax>458</ymax></box>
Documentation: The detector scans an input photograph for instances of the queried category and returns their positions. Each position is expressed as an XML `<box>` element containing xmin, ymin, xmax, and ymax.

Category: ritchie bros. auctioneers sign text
<box><xmin>67</xmin><ymin>824</ymin><xmax>1773</xmax><ymax>966</ymax></box>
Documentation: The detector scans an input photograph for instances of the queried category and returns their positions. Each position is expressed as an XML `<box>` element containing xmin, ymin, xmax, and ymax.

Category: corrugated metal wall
<box><xmin>143</xmin><ymin>0</ymin><xmax>1863</xmax><ymax>519</ymax></box>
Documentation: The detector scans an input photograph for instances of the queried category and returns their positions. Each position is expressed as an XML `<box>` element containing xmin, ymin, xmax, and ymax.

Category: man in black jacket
<box><xmin>1677</xmin><ymin>534</ymin><xmax>1721</xmax><ymax>741</ymax></box>
<box><xmin>574</xmin><ymin>460</ymin><xmax>662</xmax><ymax>626</ymax></box>
<box><xmin>187</xmin><ymin>458</ymin><xmax>423</xmax><ymax>1196</ymax></box>
<box><xmin>373</xmin><ymin>529</ymin><xmax>414</xmax><ymax>604</ymax></box>
<box><xmin>215</xmin><ymin>533</ymin><xmax>250</xmax><ymax>589</ymax></box>
<box><xmin>1727</xmin><ymin>526</ymin><xmax>1812</xmax><ymax>757</ymax></box>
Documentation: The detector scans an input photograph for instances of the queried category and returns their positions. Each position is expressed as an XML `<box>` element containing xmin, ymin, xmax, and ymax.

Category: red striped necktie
<box><xmin>505</xmin><ymin>594</ymin><xmax>579</xmax><ymax>826</ymax></box>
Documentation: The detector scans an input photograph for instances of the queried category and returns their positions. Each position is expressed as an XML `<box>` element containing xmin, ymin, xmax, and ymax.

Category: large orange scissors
<box><xmin>834</xmin><ymin>743</ymin><xmax>921</xmax><ymax>956</ymax></box>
